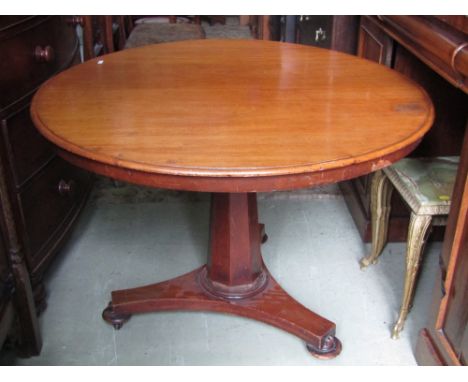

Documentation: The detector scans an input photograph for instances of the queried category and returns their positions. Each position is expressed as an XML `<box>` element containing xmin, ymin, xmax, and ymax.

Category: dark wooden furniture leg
<box><xmin>102</xmin><ymin>192</ymin><xmax>341</xmax><ymax>359</ymax></box>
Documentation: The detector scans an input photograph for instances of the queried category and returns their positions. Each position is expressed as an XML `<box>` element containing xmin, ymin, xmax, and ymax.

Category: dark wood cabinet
<box><xmin>270</xmin><ymin>16</ymin><xmax>359</xmax><ymax>54</ymax></box>
<box><xmin>416</xmin><ymin>125</ymin><xmax>468</xmax><ymax>366</ymax></box>
<box><xmin>295</xmin><ymin>16</ymin><xmax>360</xmax><ymax>54</ymax></box>
<box><xmin>357</xmin><ymin>15</ymin><xmax>394</xmax><ymax>66</ymax></box>
<box><xmin>0</xmin><ymin>16</ymin><xmax>92</xmax><ymax>356</ymax></box>
<box><xmin>340</xmin><ymin>16</ymin><xmax>467</xmax><ymax>243</ymax></box>
<box><xmin>338</xmin><ymin>16</ymin><xmax>467</xmax><ymax>366</ymax></box>
<box><xmin>340</xmin><ymin>17</ymin><xmax>403</xmax><ymax>242</ymax></box>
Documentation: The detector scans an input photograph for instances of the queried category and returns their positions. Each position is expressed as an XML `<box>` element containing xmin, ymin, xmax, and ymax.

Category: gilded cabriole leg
<box><xmin>391</xmin><ymin>213</ymin><xmax>432</xmax><ymax>339</ymax></box>
<box><xmin>360</xmin><ymin>170</ymin><xmax>394</xmax><ymax>269</ymax></box>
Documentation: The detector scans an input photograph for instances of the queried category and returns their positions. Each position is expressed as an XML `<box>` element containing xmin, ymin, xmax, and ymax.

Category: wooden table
<box><xmin>31</xmin><ymin>39</ymin><xmax>434</xmax><ymax>359</ymax></box>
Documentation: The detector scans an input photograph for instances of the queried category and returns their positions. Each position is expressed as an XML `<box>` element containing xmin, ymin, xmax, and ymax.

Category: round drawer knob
<box><xmin>35</xmin><ymin>45</ymin><xmax>55</xmax><ymax>63</ymax></box>
<box><xmin>58</xmin><ymin>179</ymin><xmax>76</xmax><ymax>197</ymax></box>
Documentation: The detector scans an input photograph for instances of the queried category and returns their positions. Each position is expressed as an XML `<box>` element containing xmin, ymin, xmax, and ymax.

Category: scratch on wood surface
<box><xmin>371</xmin><ymin>159</ymin><xmax>392</xmax><ymax>172</ymax></box>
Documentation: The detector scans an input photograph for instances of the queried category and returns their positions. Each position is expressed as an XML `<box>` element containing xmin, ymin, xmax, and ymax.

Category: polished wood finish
<box><xmin>19</xmin><ymin>157</ymin><xmax>90</xmax><ymax>272</ymax></box>
<box><xmin>394</xmin><ymin>47</ymin><xmax>467</xmax><ymax>158</ymax></box>
<box><xmin>357</xmin><ymin>16</ymin><xmax>394</xmax><ymax>66</ymax></box>
<box><xmin>204</xmin><ymin>193</ymin><xmax>266</xmax><ymax>298</ymax></box>
<box><xmin>330</xmin><ymin>16</ymin><xmax>360</xmax><ymax>54</ymax></box>
<box><xmin>31</xmin><ymin>39</ymin><xmax>433</xmax><ymax>358</ymax></box>
<box><xmin>81</xmin><ymin>16</ymin><xmax>106</xmax><ymax>60</ymax></box>
<box><xmin>80</xmin><ymin>16</ymin><xmax>94</xmax><ymax>60</ymax></box>
<box><xmin>435</xmin><ymin>16</ymin><xmax>468</xmax><ymax>34</ymax></box>
<box><xmin>378</xmin><ymin>16</ymin><xmax>468</xmax><ymax>92</ymax></box>
<box><xmin>341</xmin><ymin>16</ymin><xmax>467</xmax><ymax>242</ymax></box>
<box><xmin>416</xmin><ymin>127</ymin><xmax>468</xmax><ymax>366</ymax></box>
<box><xmin>105</xmin><ymin>193</ymin><xmax>341</xmax><ymax>357</ymax></box>
<box><xmin>55</xmin><ymin>142</ymin><xmax>422</xmax><ymax>194</ymax></box>
<box><xmin>107</xmin><ymin>265</ymin><xmax>342</xmax><ymax>358</ymax></box>
<box><xmin>0</xmin><ymin>16</ymin><xmax>92</xmax><ymax>356</ymax></box>
<box><xmin>339</xmin><ymin>16</ymin><xmax>396</xmax><ymax>241</ymax></box>
<box><xmin>334</xmin><ymin>16</ymin><xmax>467</xmax><ymax>363</ymax></box>
<box><xmin>32</xmin><ymin>40</ymin><xmax>433</xmax><ymax>191</ymax></box>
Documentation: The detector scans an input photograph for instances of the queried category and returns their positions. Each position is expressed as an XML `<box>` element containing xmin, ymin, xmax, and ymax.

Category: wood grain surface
<box><xmin>31</xmin><ymin>39</ymin><xmax>434</xmax><ymax>191</ymax></box>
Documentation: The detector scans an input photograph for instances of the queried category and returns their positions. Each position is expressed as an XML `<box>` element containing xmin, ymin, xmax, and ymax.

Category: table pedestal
<box><xmin>102</xmin><ymin>193</ymin><xmax>341</xmax><ymax>359</ymax></box>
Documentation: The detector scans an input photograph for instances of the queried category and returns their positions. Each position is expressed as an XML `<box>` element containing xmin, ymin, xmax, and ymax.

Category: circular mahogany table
<box><xmin>31</xmin><ymin>39</ymin><xmax>434</xmax><ymax>359</ymax></box>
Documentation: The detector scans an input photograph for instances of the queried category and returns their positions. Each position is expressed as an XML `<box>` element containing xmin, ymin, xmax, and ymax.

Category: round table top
<box><xmin>31</xmin><ymin>39</ymin><xmax>434</xmax><ymax>192</ymax></box>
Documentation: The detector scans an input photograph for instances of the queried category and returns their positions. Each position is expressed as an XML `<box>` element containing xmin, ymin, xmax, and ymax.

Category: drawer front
<box><xmin>18</xmin><ymin>157</ymin><xmax>90</xmax><ymax>262</ymax></box>
<box><xmin>0</xmin><ymin>16</ymin><xmax>79</xmax><ymax>108</ymax></box>
<box><xmin>1</xmin><ymin>102</ymin><xmax>55</xmax><ymax>188</ymax></box>
<box><xmin>352</xmin><ymin>175</ymin><xmax>372</xmax><ymax>216</ymax></box>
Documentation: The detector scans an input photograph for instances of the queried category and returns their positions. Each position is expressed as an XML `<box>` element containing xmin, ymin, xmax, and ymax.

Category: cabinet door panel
<box><xmin>349</xmin><ymin>16</ymin><xmax>395</xmax><ymax>220</ymax></box>
<box><xmin>417</xmin><ymin>128</ymin><xmax>468</xmax><ymax>366</ymax></box>
<box><xmin>356</xmin><ymin>17</ymin><xmax>394</xmax><ymax>195</ymax></box>
<box><xmin>441</xmin><ymin>176</ymin><xmax>468</xmax><ymax>363</ymax></box>
<box><xmin>358</xmin><ymin>17</ymin><xmax>394</xmax><ymax>66</ymax></box>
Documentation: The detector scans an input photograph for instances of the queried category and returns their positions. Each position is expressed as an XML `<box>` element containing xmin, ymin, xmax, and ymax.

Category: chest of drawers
<box><xmin>0</xmin><ymin>16</ymin><xmax>92</xmax><ymax>356</ymax></box>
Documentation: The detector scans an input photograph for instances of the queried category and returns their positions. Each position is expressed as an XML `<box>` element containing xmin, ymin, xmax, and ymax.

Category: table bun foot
<box><xmin>100</xmin><ymin>192</ymin><xmax>341</xmax><ymax>360</ymax></box>
<box><xmin>306</xmin><ymin>335</ymin><xmax>342</xmax><ymax>359</ymax></box>
<box><xmin>104</xmin><ymin>265</ymin><xmax>340</xmax><ymax>360</ymax></box>
<box><xmin>102</xmin><ymin>302</ymin><xmax>132</xmax><ymax>330</ymax></box>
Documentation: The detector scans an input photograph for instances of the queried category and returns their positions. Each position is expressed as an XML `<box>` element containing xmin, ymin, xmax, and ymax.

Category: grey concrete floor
<box><xmin>1</xmin><ymin>179</ymin><xmax>440</xmax><ymax>365</ymax></box>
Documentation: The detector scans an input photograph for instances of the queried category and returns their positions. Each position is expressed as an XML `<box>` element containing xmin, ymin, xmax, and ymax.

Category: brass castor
<box><xmin>306</xmin><ymin>335</ymin><xmax>342</xmax><ymax>359</ymax></box>
<box><xmin>102</xmin><ymin>302</ymin><xmax>131</xmax><ymax>330</ymax></box>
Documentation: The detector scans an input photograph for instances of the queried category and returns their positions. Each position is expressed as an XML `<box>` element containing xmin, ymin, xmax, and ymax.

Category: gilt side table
<box><xmin>31</xmin><ymin>39</ymin><xmax>434</xmax><ymax>359</ymax></box>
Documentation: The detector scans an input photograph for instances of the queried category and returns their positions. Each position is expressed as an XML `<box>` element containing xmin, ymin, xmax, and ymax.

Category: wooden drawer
<box><xmin>358</xmin><ymin>16</ymin><xmax>394</xmax><ymax>66</ymax></box>
<box><xmin>0</xmin><ymin>16</ymin><xmax>78</xmax><ymax>109</ymax></box>
<box><xmin>1</xmin><ymin>102</ymin><xmax>55</xmax><ymax>188</ymax></box>
<box><xmin>17</xmin><ymin>157</ymin><xmax>90</xmax><ymax>265</ymax></box>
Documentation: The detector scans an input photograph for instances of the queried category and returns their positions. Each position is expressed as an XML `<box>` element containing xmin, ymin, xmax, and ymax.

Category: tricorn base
<box><xmin>102</xmin><ymin>193</ymin><xmax>341</xmax><ymax>359</ymax></box>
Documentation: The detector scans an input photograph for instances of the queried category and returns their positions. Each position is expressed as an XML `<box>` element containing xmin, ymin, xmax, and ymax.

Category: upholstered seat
<box><xmin>359</xmin><ymin>156</ymin><xmax>459</xmax><ymax>339</ymax></box>
<box><xmin>124</xmin><ymin>23</ymin><xmax>205</xmax><ymax>49</ymax></box>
